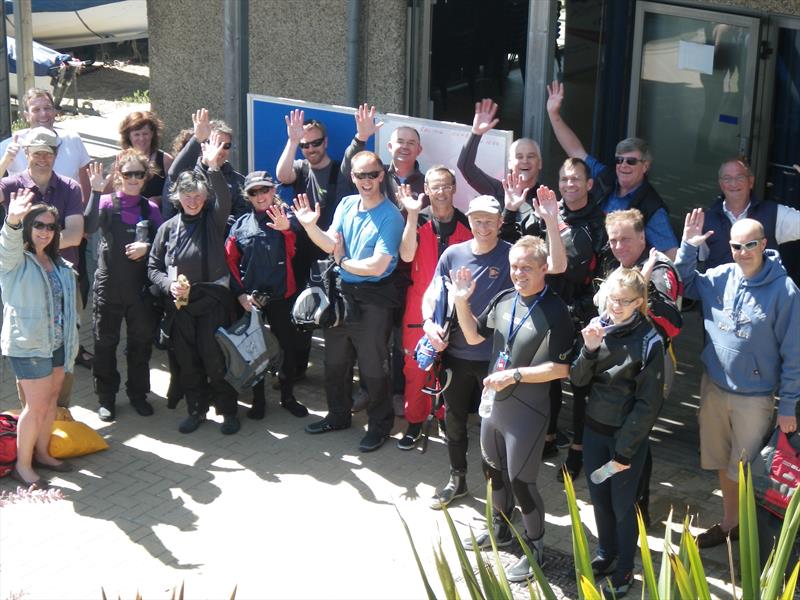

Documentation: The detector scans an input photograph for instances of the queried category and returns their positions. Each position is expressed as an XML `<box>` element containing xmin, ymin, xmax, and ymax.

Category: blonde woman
<box><xmin>570</xmin><ymin>268</ymin><xmax>664</xmax><ymax>598</ymax></box>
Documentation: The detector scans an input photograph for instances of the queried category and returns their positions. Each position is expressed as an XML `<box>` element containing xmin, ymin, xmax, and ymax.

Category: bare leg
<box><xmin>15</xmin><ymin>377</ymin><xmax>55</xmax><ymax>482</ymax></box>
<box><xmin>719</xmin><ymin>470</ymin><xmax>739</xmax><ymax>531</ymax></box>
<box><xmin>33</xmin><ymin>367</ymin><xmax>66</xmax><ymax>467</ymax></box>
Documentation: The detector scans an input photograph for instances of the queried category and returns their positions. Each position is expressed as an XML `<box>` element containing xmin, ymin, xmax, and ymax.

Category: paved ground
<box><xmin>0</xmin><ymin>113</ymin><xmax>745</xmax><ymax>600</ymax></box>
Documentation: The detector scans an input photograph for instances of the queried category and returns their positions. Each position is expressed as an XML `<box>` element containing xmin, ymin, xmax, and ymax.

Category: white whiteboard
<box><xmin>375</xmin><ymin>113</ymin><xmax>512</xmax><ymax>212</ymax></box>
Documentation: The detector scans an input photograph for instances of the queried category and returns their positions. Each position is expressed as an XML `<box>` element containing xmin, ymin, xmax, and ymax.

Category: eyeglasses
<box><xmin>32</xmin><ymin>221</ymin><xmax>57</xmax><ymax>231</ymax></box>
<box><xmin>607</xmin><ymin>296</ymin><xmax>638</xmax><ymax>306</ymax></box>
<box><xmin>121</xmin><ymin>171</ymin><xmax>146</xmax><ymax>180</ymax></box>
<box><xmin>615</xmin><ymin>156</ymin><xmax>644</xmax><ymax>166</ymax></box>
<box><xmin>352</xmin><ymin>171</ymin><xmax>382</xmax><ymax>180</ymax></box>
<box><xmin>720</xmin><ymin>174</ymin><xmax>749</xmax><ymax>185</ymax></box>
<box><xmin>729</xmin><ymin>239</ymin><xmax>762</xmax><ymax>252</ymax></box>
<box><xmin>427</xmin><ymin>184</ymin><xmax>454</xmax><ymax>193</ymax></box>
<box><xmin>247</xmin><ymin>186</ymin><xmax>274</xmax><ymax>197</ymax></box>
<box><xmin>298</xmin><ymin>137</ymin><xmax>325</xmax><ymax>149</ymax></box>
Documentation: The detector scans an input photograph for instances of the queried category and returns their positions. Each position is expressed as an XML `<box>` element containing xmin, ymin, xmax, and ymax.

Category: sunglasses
<box><xmin>615</xmin><ymin>156</ymin><xmax>644</xmax><ymax>166</ymax></box>
<box><xmin>121</xmin><ymin>171</ymin><xmax>146</xmax><ymax>180</ymax></box>
<box><xmin>247</xmin><ymin>186</ymin><xmax>274</xmax><ymax>197</ymax></box>
<box><xmin>32</xmin><ymin>221</ymin><xmax>57</xmax><ymax>231</ymax></box>
<box><xmin>352</xmin><ymin>170</ymin><xmax>382</xmax><ymax>180</ymax></box>
<box><xmin>298</xmin><ymin>137</ymin><xmax>325</xmax><ymax>149</ymax></box>
<box><xmin>729</xmin><ymin>239</ymin><xmax>762</xmax><ymax>252</ymax></box>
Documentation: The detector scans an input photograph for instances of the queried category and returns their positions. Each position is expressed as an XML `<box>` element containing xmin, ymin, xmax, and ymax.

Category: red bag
<box><xmin>0</xmin><ymin>414</ymin><xmax>18</xmax><ymax>478</ymax></box>
<box><xmin>753</xmin><ymin>428</ymin><xmax>800</xmax><ymax>518</ymax></box>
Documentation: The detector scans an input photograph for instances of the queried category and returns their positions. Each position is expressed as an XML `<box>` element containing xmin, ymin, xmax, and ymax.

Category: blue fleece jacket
<box><xmin>675</xmin><ymin>243</ymin><xmax>800</xmax><ymax>416</ymax></box>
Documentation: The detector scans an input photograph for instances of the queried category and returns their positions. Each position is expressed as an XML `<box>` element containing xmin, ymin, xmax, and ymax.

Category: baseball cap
<box><xmin>243</xmin><ymin>171</ymin><xmax>277</xmax><ymax>192</ymax></box>
<box><xmin>23</xmin><ymin>126</ymin><xmax>59</xmax><ymax>153</ymax></box>
<box><xmin>466</xmin><ymin>195</ymin><xmax>501</xmax><ymax>216</ymax></box>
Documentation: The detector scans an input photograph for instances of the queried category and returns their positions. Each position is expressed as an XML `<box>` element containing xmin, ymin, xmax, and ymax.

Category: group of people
<box><xmin>1</xmin><ymin>82</ymin><xmax>799</xmax><ymax>597</ymax></box>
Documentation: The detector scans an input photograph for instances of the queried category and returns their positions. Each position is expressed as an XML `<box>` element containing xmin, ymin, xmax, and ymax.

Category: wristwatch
<box><xmin>513</xmin><ymin>368</ymin><xmax>522</xmax><ymax>383</ymax></box>
<box><xmin>5</xmin><ymin>218</ymin><xmax>22</xmax><ymax>230</ymax></box>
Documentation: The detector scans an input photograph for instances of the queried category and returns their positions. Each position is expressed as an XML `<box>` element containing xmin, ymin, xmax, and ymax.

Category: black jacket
<box><xmin>570</xmin><ymin>312</ymin><xmax>664</xmax><ymax>464</ymax></box>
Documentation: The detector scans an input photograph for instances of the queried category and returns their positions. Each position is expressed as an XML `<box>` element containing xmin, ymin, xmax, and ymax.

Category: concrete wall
<box><xmin>148</xmin><ymin>0</ymin><xmax>407</xmax><ymax>149</ymax></box>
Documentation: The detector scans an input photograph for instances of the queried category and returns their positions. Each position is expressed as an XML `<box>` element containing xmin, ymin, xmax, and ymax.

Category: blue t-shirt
<box><xmin>436</xmin><ymin>239</ymin><xmax>512</xmax><ymax>361</ymax></box>
<box><xmin>585</xmin><ymin>155</ymin><xmax>678</xmax><ymax>252</ymax></box>
<box><xmin>330</xmin><ymin>194</ymin><xmax>404</xmax><ymax>283</ymax></box>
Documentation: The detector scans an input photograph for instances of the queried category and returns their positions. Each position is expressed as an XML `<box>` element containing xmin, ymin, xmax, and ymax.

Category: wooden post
<box><xmin>13</xmin><ymin>0</ymin><xmax>35</xmax><ymax>105</ymax></box>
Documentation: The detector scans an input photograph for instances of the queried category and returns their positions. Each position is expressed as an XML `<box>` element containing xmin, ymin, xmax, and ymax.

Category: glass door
<box><xmin>628</xmin><ymin>2</ymin><xmax>761</xmax><ymax>221</ymax></box>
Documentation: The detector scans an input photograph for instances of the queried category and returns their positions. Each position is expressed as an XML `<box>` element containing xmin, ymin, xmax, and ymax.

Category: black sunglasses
<box><xmin>352</xmin><ymin>170</ymin><xmax>382</xmax><ymax>180</ymax></box>
<box><xmin>298</xmin><ymin>137</ymin><xmax>325</xmax><ymax>149</ymax></box>
<box><xmin>121</xmin><ymin>171</ymin><xmax>146</xmax><ymax>180</ymax></box>
<box><xmin>729</xmin><ymin>239</ymin><xmax>762</xmax><ymax>252</ymax></box>
<box><xmin>615</xmin><ymin>156</ymin><xmax>644</xmax><ymax>166</ymax></box>
<box><xmin>32</xmin><ymin>221</ymin><xmax>57</xmax><ymax>231</ymax></box>
<box><xmin>247</xmin><ymin>186</ymin><xmax>274</xmax><ymax>197</ymax></box>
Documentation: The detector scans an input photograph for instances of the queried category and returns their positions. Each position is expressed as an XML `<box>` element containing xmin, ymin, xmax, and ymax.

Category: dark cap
<box><xmin>243</xmin><ymin>171</ymin><xmax>277</xmax><ymax>192</ymax></box>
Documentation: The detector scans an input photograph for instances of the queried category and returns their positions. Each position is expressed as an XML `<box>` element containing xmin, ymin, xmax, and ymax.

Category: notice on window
<box><xmin>677</xmin><ymin>41</ymin><xmax>714</xmax><ymax>75</ymax></box>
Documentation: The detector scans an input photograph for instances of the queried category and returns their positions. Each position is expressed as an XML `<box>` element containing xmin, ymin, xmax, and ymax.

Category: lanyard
<box><xmin>507</xmin><ymin>285</ymin><xmax>548</xmax><ymax>349</ymax></box>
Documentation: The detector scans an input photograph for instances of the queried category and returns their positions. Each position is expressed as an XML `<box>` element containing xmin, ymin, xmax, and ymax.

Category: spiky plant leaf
<box><xmin>468</xmin><ymin>528</ymin><xmax>499</xmax><ymax>599</ymax></box>
<box><xmin>562</xmin><ymin>467</ymin><xmax>595</xmax><ymax>597</ymax></box>
<box><xmin>434</xmin><ymin>542</ymin><xmax>461</xmax><ymax>600</ymax></box>
<box><xmin>669</xmin><ymin>553</ymin><xmax>694</xmax><ymax>599</ymax></box>
<box><xmin>505</xmin><ymin>518</ymin><xmax>557</xmax><ymax>600</ymax></box>
<box><xmin>764</xmin><ymin>484</ymin><xmax>800</xmax><ymax>600</ymax></box>
<box><xmin>396</xmin><ymin>506</ymin><xmax>438</xmax><ymax>599</ymax></box>
<box><xmin>440</xmin><ymin>504</ymin><xmax>484</xmax><ymax>599</ymax></box>
<box><xmin>229</xmin><ymin>584</ymin><xmax>237</xmax><ymax>600</ymax></box>
<box><xmin>485</xmin><ymin>481</ymin><xmax>514</xmax><ymax>599</ymax></box>
<box><xmin>738</xmin><ymin>463</ymin><xmax>760</xmax><ymax>600</ymax></box>
<box><xmin>636</xmin><ymin>506</ymin><xmax>659</xmax><ymax>600</ymax></box>
<box><xmin>657</xmin><ymin>508</ymin><xmax>674</xmax><ymax>600</ymax></box>
<box><xmin>778</xmin><ymin>559</ymin><xmax>799</xmax><ymax>600</ymax></box>
<box><xmin>681</xmin><ymin>519</ymin><xmax>710</xmax><ymax>600</ymax></box>
<box><xmin>578</xmin><ymin>575</ymin><xmax>603</xmax><ymax>599</ymax></box>
<box><xmin>677</xmin><ymin>516</ymin><xmax>696</xmax><ymax>598</ymax></box>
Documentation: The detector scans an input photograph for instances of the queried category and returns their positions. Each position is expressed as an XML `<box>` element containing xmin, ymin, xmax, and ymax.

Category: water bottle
<box><xmin>478</xmin><ymin>386</ymin><xmax>495</xmax><ymax>418</ymax></box>
<box><xmin>135</xmin><ymin>220</ymin><xmax>149</xmax><ymax>243</ymax></box>
<box><xmin>590</xmin><ymin>460</ymin><xmax>619</xmax><ymax>484</ymax></box>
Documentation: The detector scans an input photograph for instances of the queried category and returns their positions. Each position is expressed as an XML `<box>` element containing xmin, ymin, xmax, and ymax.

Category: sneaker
<box><xmin>304</xmin><ymin>416</ymin><xmax>349</xmax><ymax>434</ymax></box>
<box><xmin>130</xmin><ymin>397</ymin><xmax>154</xmax><ymax>417</ymax></box>
<box><xmin>97</xmin><ymin>405</ymin><xmax>115</xmax><ymax>422</ymax></box>
<box><xmin>462</xmin><ymin>517</ymin><xmax>513</xmax><ymax>550</ymax></box>
<box><xmin>555</xmin><ymin>430</ymin><xmax>571</xmax><ymax>449</ymax></box>
<box><xmin>541</xmin><ymin>439</ymin><xmax>558</xmax><ymax>459</ymax></box>
<box><xmin>430</xmin><ymin>474</ymin><xmax>467</xmax><ymax>509</ymax></box>
<box><xmin>599</xmin><ymin>571</ymin><xmax>633</xmax><ymax>598</ymax></box>
<box><xmin>220</xmin><ymin>414</ymin><xmax>241</xmax><ymax>435</ymax></box>
<box><xmin>359</xmin><ymin>431</ymin><xmax>387</xmax><ymax>452</ymax></box>
<box><xmin>557</xmin><ymin>447</ymin><xmax>583</xmax><ymax>482</ymax></box>
<box><xmin>281</xmin><ymin>396</ymin><xmax>309</xmax><ymax>418</ymax></box>
<box><xmin>697</xmin><ymin>523</ymin><xmax>739</xmax><ymax>549</ymax></box>
<box><xmin>351</xmin><ymin>388</ymin><xmax>369</xmax><ymax>413</ymax></box>
<box><xmin>397</xmin><ymin>422</ymin><xmax>423</xmax><ymax>450</ymax></box>
<box><xmin>506</xmin><ymin>536</ymin><xmax>544</xmax><ymax>583</ymax></box>
<box><xmin>178</xmin><ymin>413</ymin><xmax>206</xmax><ymax>434</ymax></box>
<box><xmin>591</xmin><ymin>554</ymin><xmax>618</xmax><ymax>577</ymax></box>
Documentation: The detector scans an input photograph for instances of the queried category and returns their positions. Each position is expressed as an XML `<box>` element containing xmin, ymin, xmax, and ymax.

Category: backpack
<box><xmin>291</xmin><ymin>258</ymin><xmax>344</xmax><ymax>331</ymax></box>
<box><xmin>215</xmin><ymin>308</ymin><xmax>272</xmax><ymax>391</ymax></box>
<box><xmin>0</xmin><ymin>414</ymin><xmax>18</xmax><ymax>478</ymax></box>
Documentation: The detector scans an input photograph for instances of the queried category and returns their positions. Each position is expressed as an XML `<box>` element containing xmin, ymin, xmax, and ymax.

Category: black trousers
<box><xmin>92</xmin><ymin>295</ymin><xmax>154</xmax><ymax>404</ymax></box>
<box><xmin>258</xmin><ymin>297</ymin><xmax>311</xmax><ymax>400</ymax></box>
<box><xmin>323</xmin><ymin>302</ymin><xmax>394</xmax><ymax>436</ymax></box>
<box><xmin>170</xmin><ymin>297</ymin><xmax>238</xmax><ymax>417</ymax></box>
<box><xmin>441</xmin><ymin>354</ymin><xmax>489</xmax><ymax>475</ymax></box>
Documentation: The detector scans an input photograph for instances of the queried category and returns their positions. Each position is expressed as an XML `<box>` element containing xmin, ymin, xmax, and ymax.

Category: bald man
<box><xmin>676</xmin><ymin>212</ymin><xmax>800</xmax><ymax>549</ymax></box>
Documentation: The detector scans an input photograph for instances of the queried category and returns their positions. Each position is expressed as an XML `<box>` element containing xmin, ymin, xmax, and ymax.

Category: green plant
<box><xmin>401</xmin><ymin>463</ymin><xmax>800</xmax><ymax>599</ymax></box>
<box><xmin>11</xmin><ymin>118</ymin><xmax>27</xmax><ymax>132</ymax></box>
<box><xmin>121</xmin><ymin>89</ymin><xmax>150</xmax><ymax>104</ymax></box>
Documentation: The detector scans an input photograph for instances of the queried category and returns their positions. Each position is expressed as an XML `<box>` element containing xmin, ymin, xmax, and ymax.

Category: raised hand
<box><xmin>640</xmin><ymin>247</ymin><xmax>659</xmax><ymax>282</ymax></box>
<box><xmin>502</xmin><ymin>172</ymin><xmax>530</xmax><ymax>212</ymax></box>
<box><xmin>201</xmin><ymin>130</ymin><xmax>227</xmax><ymax>170</ymax></box>
<box><xmin>683</xmin><ymin>208</ymin><xmax>713</xmax><ymax>247</ymax></box>
<box><xmin>533</xmin><ymin>185</ymin><xmax>559</xmax><ymax>223</ymax></box>
<box><xmin>472</xmin><ymin>99</ymin><xmax>499</xmax><ymax>136</ymax></box>
<box><xmin>396</xmin><ymin>183</ymin><xmax>423</xmax><ymax>213</ymax></box>
<box><xmin>580</xmin><ymin>321</ymin><xmax>605</xmax><ymax>352</ymax></box>
<box><xmin>88</xmin><ymin>161</ymin><xmax>111</xmax><ymax>191</ymax></box>
<box><xmin>546</xmin><ymin>80</ymin><xmax>564</xmax><ymax>115</ymax></box>
<box><xmin>448</xmin><ymin>266</ymin><xmax>476</xmax><ymax>302</ymax></box>
<box><xmin>355</xmin><ymin>103</ymin><xmax>383</xmax><ymax>142</ymax></box>
<box><xmin>291</xmin><ymin>193</ymin><xmax>320</xmax><ymax>228</ymax></box>
<box><xmin>6</xmin><ymin>189</ymin><xmax>35</xmax><ymax>225</ymax></box>
<box><xmin>265</xmin><ymin>202</ymin><xmax>291</xmax><ymax>231</ymax></box>
<box><xmin>2</xmin><ymin>134</ymin><xmax>20</xmax><ymax>163</ymax></box>
<box><xmin>192</xmin><ymin>108</ymin><xmax>211</xmax><ymax>142</ymax></box>
<box><xmin>285</xmin><ymin>109</ymin><xmax>305</xmax><ymax>143</ymax></box>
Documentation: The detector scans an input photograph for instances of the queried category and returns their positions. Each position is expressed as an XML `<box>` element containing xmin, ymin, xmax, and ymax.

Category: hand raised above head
<box><xmin>396</xmin><ymin>183</ymin><xmax>423</xmax><ymax>213</ymax></box>
<box><xmin>88</xmin><ymin>161</ymin><xmax>112</xmax><ymax>191</ymax></box>
<box><xmin>201</xmin><ymin>131</ymin><xmax>227</xmax><ymax>169</ymax></box>
<box><xmin>472</xmin><ymin>98</ymin><xmax>499</xmax><ymax>136</ymax></box>
<box><xmin>502</xmin><ymin>172</ymin><xmax>529</xmax><ymax>212</ymax></box>
<box><xmin>682</xmin><ymin>208</ymin><xmax>713</xmax><ymax>247</ymax></box>
<box><xmin>192</xmin><ymin>108</ymin><xmax>211</xmax><ymax>141</ymax></box>
<box><xmin>291</xmin><ymin>193</ymin><xmax>320</xmax><ymax>227</ymax></box>
<box><xmin>533</xmin><ymin>186</ymin><xmax>559</xmax><ymax>222</ymax></box>
<box><xmin>355</xmin><ymin>103</ymin><xmax>383</xmax><ymax>141</ymax></box>
<box><xmin>6</xmin><ymin>188</ymin><xmax>35</xmax><ymax>225</ymax></box>
<box><xmin>285</xmin><ymin>109</ymin><xmax>305</xmax><ymax>143</ymax></box>
<box><xmin>546</xmin><ymin>80</ymin><xmax>564</xmax><ymax>115</ymax></box>
<box><xmin>265</xmin><ymin>203</ymin><xmax>291</xmax><ymax>231</ymax></box>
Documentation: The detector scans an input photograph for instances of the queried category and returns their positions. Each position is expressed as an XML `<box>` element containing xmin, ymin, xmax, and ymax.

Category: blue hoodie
<box><xmin>675</xmin><ymin>243</ymin><xmax>800</xmax><ymax>416</ymax></box>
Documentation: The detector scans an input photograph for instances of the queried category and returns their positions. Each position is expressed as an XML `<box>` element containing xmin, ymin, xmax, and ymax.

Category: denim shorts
<box><xmin>8</xmin><ymin>345</ymin><xmax>65</xmax><ymax>380</ymax></box>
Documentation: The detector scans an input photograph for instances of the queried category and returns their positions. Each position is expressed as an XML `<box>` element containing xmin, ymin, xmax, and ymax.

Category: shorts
<box><xmin>8</xmin><ymin>345</ymin><xmax>66</xmax><ymax>380</ymax></box>
<box><xmin>698</xmin><ymin>373</ymin><xmax>774</xmax><ymax>480</ymax></box>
